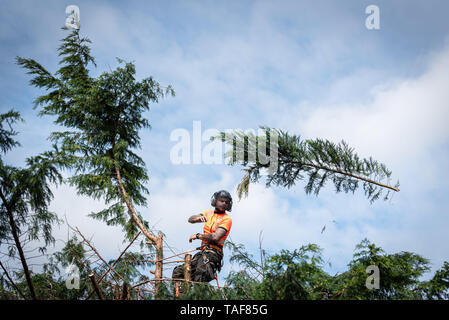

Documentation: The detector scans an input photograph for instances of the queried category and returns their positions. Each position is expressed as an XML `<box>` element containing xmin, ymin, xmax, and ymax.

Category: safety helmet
<box><xmin>211</xmin><ymin>190</ymin><xmax>233</xmax><ymax>212</ymax></box>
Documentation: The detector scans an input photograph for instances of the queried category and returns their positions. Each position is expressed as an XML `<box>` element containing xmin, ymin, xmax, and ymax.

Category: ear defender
<box><xmin>211</xmin><ymin>190</ymin><xmax>233</xmax><ymax>212</ymax></box>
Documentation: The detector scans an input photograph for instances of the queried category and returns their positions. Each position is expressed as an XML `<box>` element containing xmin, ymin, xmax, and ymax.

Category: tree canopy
<box><xmin>16</xmin><ymin>29</ymin><xmax>174</xmax><ymax>241</ymax></box>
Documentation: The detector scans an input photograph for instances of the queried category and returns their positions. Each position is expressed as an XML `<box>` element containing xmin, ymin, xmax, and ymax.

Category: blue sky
<box><xmin>2</xmin><ymin>0</ymin><xmax>449</xmax><ymax>285</ymax></box>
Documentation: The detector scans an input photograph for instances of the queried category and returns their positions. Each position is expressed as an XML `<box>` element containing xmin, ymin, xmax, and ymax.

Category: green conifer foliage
<box><xmin>16</xmin><ymin>29</ymin><xmax>175</xmax><ymax>241</ymax></box>
<box><xmin>0</xmin><ymin>110</ymin><xmax>62</xmax><ymax>299</ymax></box>
<box><xmin>222</xmin><ymin>239</ymin><xmax>449</xmax><ymax>300</ymax></box>
<box><xmin>217</xmin><ymin>127</ymin><xmax>400</xmax><ymax>202</ymax></box>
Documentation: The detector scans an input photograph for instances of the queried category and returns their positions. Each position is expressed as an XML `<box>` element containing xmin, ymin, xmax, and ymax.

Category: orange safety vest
<box><xmin>200</xmin><ymin>209</ymin><xmax>232</xmax><ymax>253</ymax></box>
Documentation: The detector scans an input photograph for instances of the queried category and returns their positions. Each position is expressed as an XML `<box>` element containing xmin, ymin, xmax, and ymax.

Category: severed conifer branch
<box><xmin>215</xmin><ymin>127</ymin><xmax>400</xmax><ymax>203</ymax></box>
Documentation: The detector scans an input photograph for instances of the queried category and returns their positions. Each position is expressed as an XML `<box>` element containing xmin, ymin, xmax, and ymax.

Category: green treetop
<box><xmin>16</xmin><ymin>28</ymin><xmax>174</xmax><ymax>243</ymax></box>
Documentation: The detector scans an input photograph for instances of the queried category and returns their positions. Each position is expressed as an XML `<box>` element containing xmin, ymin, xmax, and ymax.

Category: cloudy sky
<box><xmin>1</xmin><ymin>0</ymin><xmax>449</xmax><ymax>284</ymax></box>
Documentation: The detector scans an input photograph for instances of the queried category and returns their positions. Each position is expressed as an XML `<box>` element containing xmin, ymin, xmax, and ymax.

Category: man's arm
<box><xmin>200</xmin><ymin>227</ymin><xmax>227</xmax><ymax>243</ymax></box>
<box><xmin>189</xmin><ymin>227</ymin><xmax>227</xmax><ymax>244</ymax></box>
<box><xmin>188</xmin><ymin>214</ymin><xmax>207</xmax><ymax>223</ymax></box>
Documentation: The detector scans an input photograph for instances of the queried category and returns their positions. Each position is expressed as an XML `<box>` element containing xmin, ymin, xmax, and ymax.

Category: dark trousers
<box><xmin>172</xmin><ymin>249</ymin><xmax>222</xmax><ymax>283</ymax></box>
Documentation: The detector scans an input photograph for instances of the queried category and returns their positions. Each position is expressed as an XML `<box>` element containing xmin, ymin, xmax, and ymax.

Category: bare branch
<box><xmin>0</xmin><ymin>260</ymin><xmax>27</xmax><ymax>300</ymax></box>
<box><xmin>85</xmin><ymin>231</ymin><xmax>141</xmax><ymax>300</ymax></box>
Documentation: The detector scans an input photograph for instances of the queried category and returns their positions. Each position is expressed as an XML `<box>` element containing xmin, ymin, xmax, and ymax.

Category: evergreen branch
<box><xmin>0</xmin><ymin>110</ymin><xmax>23</xmax><ymax>154</ymax></box>
<box><xmin>289</xmin><ymin>160</ymin><xmax>400</xmax><ymax>192</ymax></box>
<box><xmin>15</xmin><ymin>57</ymin><xmax>62</xmax><ymax>91</ymax></box>
<box><xmin>217</xmin><ymin>127</ymin><xmax>400</xmax><ymax>203</ymax></box>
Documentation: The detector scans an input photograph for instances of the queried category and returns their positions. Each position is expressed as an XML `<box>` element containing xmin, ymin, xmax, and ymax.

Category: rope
<box><xmin>215</xmin><ymin>274</ymin><xmax>220</xmax><ymax>289</ymax></box>
<box><xmin>145</xmin><ymin>247</ymin><xmax>200</xmax><ymax>263</ymax></box>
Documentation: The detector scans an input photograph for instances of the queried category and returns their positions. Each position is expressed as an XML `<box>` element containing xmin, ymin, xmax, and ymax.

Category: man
<box><xmin>172</xmin><ymin>190</ymin><xmax>233</xmax><ymax>292</ymax></box>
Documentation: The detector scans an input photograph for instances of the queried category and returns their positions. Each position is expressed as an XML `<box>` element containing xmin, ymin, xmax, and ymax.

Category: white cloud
<box><xmin>49</xmin><ymin>184</ymin><xmax>126</xmax><ymax>256</ymax></box>
<box><xmin>291</xmin><ymin>42</ymin><xmax>449</xmax><ymax>166</ymax></box>
<box><xmin>267</xmin><ymin>42</ymin><xmax>449</xmax><ymax>276</ymax></box>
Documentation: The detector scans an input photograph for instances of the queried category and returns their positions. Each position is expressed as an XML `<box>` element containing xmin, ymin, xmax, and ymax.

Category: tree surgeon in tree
<box><xmin>172</xmin><ymin>190</ymin><xmax>233</xmax><ymax>292</ymax></box>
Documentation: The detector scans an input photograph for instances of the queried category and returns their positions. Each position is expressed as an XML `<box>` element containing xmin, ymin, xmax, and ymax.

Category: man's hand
<box><xmin>188</xmin><ymin>214</ymin><xmax>207</xmax><ymax>223</ymax></box>
<box><xmin>189</xmin><ymin>234</ymin><xmax>200</xmax><ymax>243</ymax></box>
<box><xmin>189</xmin><ymin>228</ymin><xmax>227</xmax><ymax>244</ymax></box>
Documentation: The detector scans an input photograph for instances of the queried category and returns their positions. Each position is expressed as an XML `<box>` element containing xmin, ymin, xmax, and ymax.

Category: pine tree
<box><xmin>340</xmin><ymin>239</ymin><xmax>430</xmax><ymax>299</ymax></box>
<box><xmin>16</xmin><ymin>28</ymin><xmax>174</xmax><ymax>291</ymax></box>
<box><xmin>0</xmin><ymin>110</ymin><xmax>62</xmax><ymax>299</ymax></box>
<box><xmin>421</xmin><ymin>261</ymin><xmax>449</xmax><ymax>300</ymax></box>
<box><xmin>216</xmin><ymin>127</ymin><xmax>400</xmax><ymax>203</ymax></box>
<box><xmin>223</xmin><ymin>238</ymin><xmax>448</xmax><ymax>300</ymax></box>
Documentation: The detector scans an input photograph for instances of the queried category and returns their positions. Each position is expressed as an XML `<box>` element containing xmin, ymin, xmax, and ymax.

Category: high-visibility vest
<box><xmin>200</xmin><ymin>209</ymin><xmax>232</xmax><ymax>252</ymax></box>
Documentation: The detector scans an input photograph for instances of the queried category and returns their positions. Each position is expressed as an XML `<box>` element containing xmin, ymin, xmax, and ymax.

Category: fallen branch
<box><xmin>72</xmin><ymin>226</ymin><xmax>126</xmax><ymax>284</ymax></box>
<box><xmin>132</xmin><ymin>277</ymin><xmax>223</xmax><ymax>288</ymax></box>
<box><xmin>145</xmin><ymin>245</ymin><xmax>199</xmax><ymax>263</ymax></box>
<box><xmin>142</xmin><ymin>259</ymin><xmax>185</xmax><ymax>264</ymax></box>
<box><xmin>85</xmin><ymin>231</ymin><xmax>141</xmax><ymax>300</ymax></box>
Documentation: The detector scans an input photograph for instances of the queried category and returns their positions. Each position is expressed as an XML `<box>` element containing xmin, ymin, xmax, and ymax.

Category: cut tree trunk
<box><xmin>121</xmin><ymin>282</ymin><xmax>129</xmax><ymax>300</ymax></box>
<box><xmin>184</xmin><ymin>254</ymin><xmax>192</xmax><ymax>282</ymax></box>
<box><xmin>184</xmin><ymin>253</ymin><xmax>192</xmax><ymax>294</ymax></box>
<box><xmin>89</xmin><ymin>273</ymin><xmax>104</xmax><ymax>300</ymax></box>
<box><xmin>155</xmin><ymin>234</ymin><xmax>164</xmax><ymax>290</ymax></box>
<box><xmin>114</xmin><ymin>166</ymin><xmax>164</xmax><ymax>293</ymax></box>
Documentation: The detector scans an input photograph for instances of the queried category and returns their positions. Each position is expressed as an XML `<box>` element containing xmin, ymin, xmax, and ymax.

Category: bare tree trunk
<box><xmin>114</xmin><ymin>166</ymin><xmax>158</xmax><ymax>243</ymax></box>
<box><xmin>114</xmin><ymin>166</ymin><xmax>164</xmax><ymax>293</ymax></box>
<box><xmin>184</xmin><ymin>253</ymin><xmax>192</xmax><ymax>294</ymax></box>
<box><xmin>0</xmin><ymin>189</ymin><xmax>36</xmax><ymax>300</ymax></box>
<box><xmin>89</xmin><ymin>273</ymin><xmax>104</xmax><ymax>300</ymax></box>
<box><xmin>184</xmin><ymin>254</ymin><xmax>192</xmax><ymax>282</ymax></box>
<box><xmin>114</xmin><ymin>284</ymin><xmax>120</xmax><ymax>300</ymax></box>
<box><xmin>155</xmin><ymin>234</ymin><xmax>164</xmax><ymax>292</ymax></box>
<box><xmin>121</xmin><ymin>282</ymin><xmax>129</xmax><ymax>300</ymax></box>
